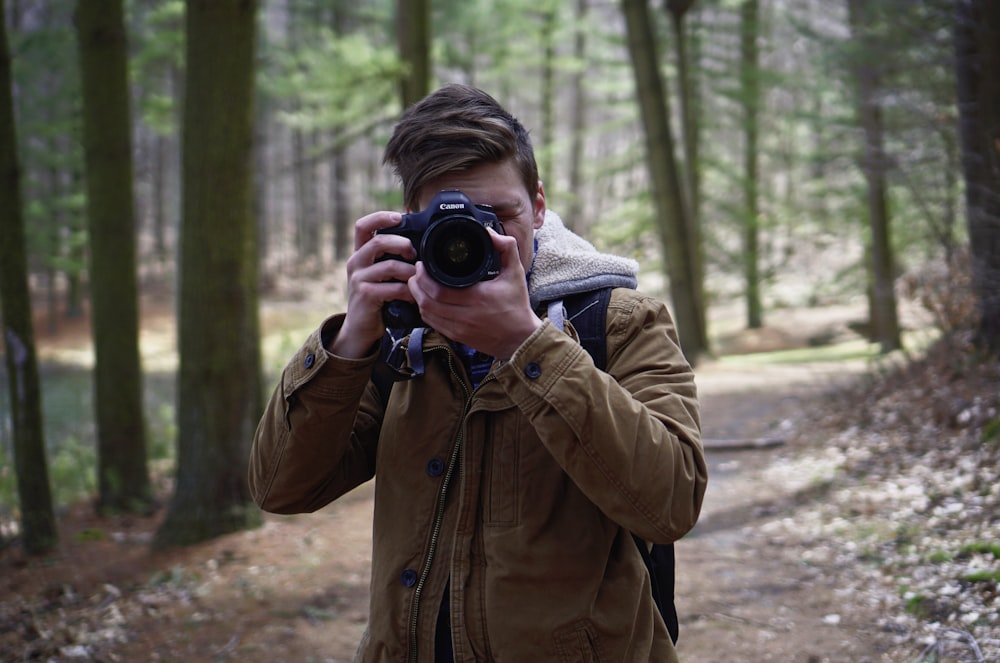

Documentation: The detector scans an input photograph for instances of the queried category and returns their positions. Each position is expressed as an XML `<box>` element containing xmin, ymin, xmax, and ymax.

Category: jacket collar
<box><xmin>528</xmin><ymin>210</ymin><xmax>639</xmax><ymax>310</ymax></box>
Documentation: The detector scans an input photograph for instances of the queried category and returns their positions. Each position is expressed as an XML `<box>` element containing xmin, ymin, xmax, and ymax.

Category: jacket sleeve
<box><xmin>495</xmin><ymin>289</ymin><xmax>707</xmax><ymax>543</ymax></box>
<box><xmin>248</xmin><ymin>314</ymin><xmax>383</xmax><ymax>514</ymax></box>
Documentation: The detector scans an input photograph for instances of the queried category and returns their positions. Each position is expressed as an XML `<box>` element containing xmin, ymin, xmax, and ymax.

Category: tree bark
<box><xmin>329</xmin><ymin>4</ymin><xmax>353</xmax><ymax>262</ymax></box>
<box><xmin>0</xmin><ymin>0</ymin><xmax>58</xmax><ymax>555</ymax></box>
<box><xmin>565</xmin><ymin>0</ymin><xmax>589</xmax><ymax>232</ymax></box>
<box><xmin>667</xmin><ymin>0</ymin><xmax>709</xmax><ymax>352</ymax></box>
<box><xmin>331</xmin><ymin>133</ymin><xmax>351</xmax><ymax>261</ymax></box>
<box><xmin>75</xmin><ymin>0</ymin><xmax>153</xmax><ymax>513</ymax></box>
<box><xmin>397</xmin><ymin>0</ymin><xmax>431</xmax><ymax>108</ymax></box>
<box><xmin>539</xmin><ymin>3</ymin><xmax>558</xmax><ymax>185</ymax></box>
<box><xmin>292</xmin><ymin>127</ymin><xmax>321</xmax><ymax>267</ymax></box>
<box><xmin>846</xmin><ymin>0</ymin><xmax>902</xmax><ymax>353</ymax></box>
<box><xmin>155</xmin><ymin>0</ymin><xmax>263</xmax><ymax>547</ymax></box>
<box><xmin>740</xmin><ymin>0</ymin><xmax>763</xmax><ymax>330</ymax></box>
<box><xmin>955</xmin><ymin>0</ymin><xmax>1000</xmax><ymax>354</ymax></box>
<box><xmin>621</xmin><ymin>0</ymin><xmax>705</xmax><ymax>364</ymax></box>
<box><xmin>667</xmin><ymin>0</ymin><xmax>698</xmax><ymax>213</ymax></box>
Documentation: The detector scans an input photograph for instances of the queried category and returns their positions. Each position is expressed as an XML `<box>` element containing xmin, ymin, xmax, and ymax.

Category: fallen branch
<box><xmin>918</xmin><ymin>627</ymin><xmax>986</xmax><ymax>663</ymax></box>
<box><xmin>702</xmin><ymin>438</ymin><xmax>785</xmax><ymax>451</ymax></box>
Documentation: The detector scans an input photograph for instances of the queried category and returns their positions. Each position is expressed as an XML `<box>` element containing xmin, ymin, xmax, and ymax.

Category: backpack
<box><xmin>552</xmin><ymin>288</ymin><xmax>679</xmax><ymax>645</ymax></box>
<box><xmin>373</xmin><ymin>286</ymin><xmax>679</xmax><ymax>644</ymax></box>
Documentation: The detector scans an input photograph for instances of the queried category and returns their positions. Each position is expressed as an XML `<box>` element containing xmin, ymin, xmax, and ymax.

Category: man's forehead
<box><xmin>419</xmin><ymin>163</ymin><xmax>525</xmax><ymax>208</ymax></box>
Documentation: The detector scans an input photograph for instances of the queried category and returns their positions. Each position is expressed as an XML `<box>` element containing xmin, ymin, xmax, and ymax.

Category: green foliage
<box><xmin>258</xmin><ymin>1</ymin><xmax>400</xmax><ymax>145</ymax></box>
<box><xmin>73</xmin><ymin>527</ymin><xmax>109</xmax><ymax>542</ymax></box>
<box><xmin>904</xmin><ymin>593</ymin><xmax>931</xmax><ymax>619</ymax></box>
<box><xmin>147</xmin><ymin>402</ymin><xmax>176</xmax><ymax>462</ymax></box>
<box><xmin>0</xmin><ymin>363</ymin><xmax>173</xmax><ymax>515</ymax></box>
<box><xmin>10</xmin><ymin>7</ymin><xmax>86</xmax><ymax>284</ymax></box>
<box><xmin>981</xmin><ymin>419</ymin><xmax>1000</xmax><ymax>446</ymax></box>
<box><xmin>927</xmin><ymin>550</ymin><xmax>952</xmax><ymax>564</ymax></box>
<box><xmin>0</xmin><ymin>460</ymin><xmax>16</xmax><ymax>532</ymax></box>
<box><xmin>960</xmin><ymin>542</ymin><xmax>1000</xmax><ymax>560</ymax></box>
<box><xmin>148</xmin><ymin>563</ymin><xmax>199</xmax><ymax>589</ymax></box>
<box><xmin>265</xmin><ymin>30</ymin><xmax>402</xmax><ymax>133</ymax></box>
<box><xmin>48</xmin><ymin>434</ymin><xmax>97</xmax><ymax>505</ymax></box>
<box><xmin>130</xmin><ymin>0</ymin><xmax>185</xmax><ymax>135</ymax></box>
<box><xmin>963</xmin><ymin>569</ymin><xmax>1000</xmax><ymax>584</ymax></box>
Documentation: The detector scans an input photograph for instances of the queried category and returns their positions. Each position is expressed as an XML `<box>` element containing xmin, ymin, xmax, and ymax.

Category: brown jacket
<box><xmin>249</xmin><ymin>284</ymin><xmax>706</xmax><ymax>662</ymax></box>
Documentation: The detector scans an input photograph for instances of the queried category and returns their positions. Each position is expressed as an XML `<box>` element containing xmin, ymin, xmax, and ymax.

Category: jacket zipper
<box><xmin>407</xmin><ymin>351</ymin><xmax>472</xmax><ymax>663</ymax></box>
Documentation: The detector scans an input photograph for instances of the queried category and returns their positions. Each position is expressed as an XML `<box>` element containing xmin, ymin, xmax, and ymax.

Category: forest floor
<box><xmin>1</xmin><ymin>290</ymin><xmax>998</xmax><ymax>662</ymax></box>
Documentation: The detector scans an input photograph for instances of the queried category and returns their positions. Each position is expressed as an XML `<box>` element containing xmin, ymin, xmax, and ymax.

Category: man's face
<box><xmin>415</xmin><ymin>160</ymin><xmax>545</xmax><ymax>276</ymax></box>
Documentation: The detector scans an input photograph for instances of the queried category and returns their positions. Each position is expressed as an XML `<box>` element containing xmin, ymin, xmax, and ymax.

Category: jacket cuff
<box><xmin>497</xmin><ymin>320</ymin><xmax>586</xmax><ymax>401</ymax></box>
<box><xmin>280</xmin><ymin>314</ymin><xmax>379</xmax><ymax>400</ymax></box>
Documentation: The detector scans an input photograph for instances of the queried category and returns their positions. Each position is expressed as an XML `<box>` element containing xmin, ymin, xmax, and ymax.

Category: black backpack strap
<box><xmin>560</xmin><ymin>288</ymin><xmax>613</xmax><ymax>370</ymax></box>
<box><xmin>633</xmin><ymin>533</ymin><xmax>679</xmax><ymax>644</ymax></box>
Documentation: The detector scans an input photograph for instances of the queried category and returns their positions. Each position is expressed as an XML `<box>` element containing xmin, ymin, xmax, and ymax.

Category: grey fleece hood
<box><xmin>528</xmin><ymin>210</ymin><xmax>639</xmax><ymax>310</ymax></box>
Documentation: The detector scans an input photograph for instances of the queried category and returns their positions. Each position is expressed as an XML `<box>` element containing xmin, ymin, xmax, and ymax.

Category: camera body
<box><xmin>377</xmin><ymin>190</ymin><xmax>504</xmax><ymax>328</ymax></box>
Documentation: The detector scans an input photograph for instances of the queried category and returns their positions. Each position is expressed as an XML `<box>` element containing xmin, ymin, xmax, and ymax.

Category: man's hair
<box><xmin>383</xmin><ymin>84</ymin><xmax>539</xmax><ymax>211</ymax></box>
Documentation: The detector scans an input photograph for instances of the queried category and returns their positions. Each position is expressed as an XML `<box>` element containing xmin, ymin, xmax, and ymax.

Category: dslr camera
<box><xmin>376</xmin><ymin>189</ymin><xmax>505</xmax><ymax>328</ymax></box>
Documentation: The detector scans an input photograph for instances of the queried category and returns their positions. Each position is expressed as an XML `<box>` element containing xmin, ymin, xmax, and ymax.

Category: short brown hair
<box><xmin>383</xmin><ymin>84</ymin><xmax>539</xmax><ymax>211</ymax></box>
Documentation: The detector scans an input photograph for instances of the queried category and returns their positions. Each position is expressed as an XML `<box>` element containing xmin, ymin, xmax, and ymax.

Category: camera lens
<box><xmin>422</xmin><ymin>216</ymin><xmax>491</xmax><ymax>287</ymax></box>
<box><xmin>443</xmin><ymin>236</ymin><xmax>472</xmax><ymax>266</ymax></box>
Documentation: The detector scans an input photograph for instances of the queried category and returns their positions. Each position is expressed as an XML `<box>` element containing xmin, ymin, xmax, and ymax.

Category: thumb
<box><xmin>489</xmin><ymin>227</ymin><xmax>524</xmax><ymax>276</ymax></box>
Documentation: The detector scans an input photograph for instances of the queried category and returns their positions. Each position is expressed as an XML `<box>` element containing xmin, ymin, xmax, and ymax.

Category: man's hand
<box><xmin>331</xmin><ymin>211</ymin><xmax>417</xmax><ymax>358</ymax></box>
<box><xmin>408</xmin><ymin>228</ymin><xmax>542</xmax><ymax>360</ymax></box>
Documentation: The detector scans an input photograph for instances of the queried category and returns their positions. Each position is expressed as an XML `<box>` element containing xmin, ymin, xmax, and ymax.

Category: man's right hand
<box><xmin>329</xmin><ymin>211</ymin><xmax>417</xmax><ymax>358</ymax></box>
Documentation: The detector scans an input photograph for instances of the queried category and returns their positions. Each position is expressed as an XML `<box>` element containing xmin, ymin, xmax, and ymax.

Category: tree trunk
<box><xmin>539</xmin><ymin>3</ymin><xmax>558</xmax><ymax>185</ymax></box>
<box><xmin>667</xmin><ymin>0</ymin><xmax>709</xmax><ymax>352</ymax></box>
<box><xmin>75</xmin><ymin>0</ymin><xmax>153</xmax><ymax>514</ymax></box>
<box><xmin>329</xmin><ymin>4</ymin><xmax>352</xmax><ymax>262</ymax></box>
<box><xmin>846</xmin><ymin>0</ymin><xmax>902</xmax><ymax>354</ymax></box>
<box><xmin>65</xmin><ymin>162</ymin><xmax>86</xmax><ymax>320</ymax></box>
<box><xmin>397</xmin><ymin>0</ymin><xmax>431</xmax><ymax>108</ymax></box>
<box><xmin>741</xmin><ymin>0</ymin><xmax>763</xmax><ymax>330</ymax></box>
<box><xmin>621</xmin><ymin>0</ymin><xmax>705</xmax><ymax>364</ymax></box>
<box><xmin>44</xmin><ymin>158</ymin><xmax>61</xmax><ymax>334</ymax></box>
<box><xmin>331</xmin><ymin>134</ymin><xmax>351</xmax><ymax>261</ymax></box>
<box><xmin>153</xmin><ymin>133</ymin><xmax>169</xmax><ymax>262</ymax></box>
<box><xmin>565</xmin><ymin>0</ymin><xmax>589</xmax><ymax>232</ymax></box>
<box><xmin>292</xmin><ymin>127</ymin><xmax>321</xmax><ymax>267</ymax></box>
<box><xmin>155</xmin><ymin>0</ymin><xmax>263</xmax><ymax>548</ymax></box>
<box><xmin>955</xmin><ymin>0</ymin><xmax>1000</xmax><ymax>354</ymax></box>
<box><xmin>0</xmin><ymin>0</ymin><xmax>58</xmax><ymax>555</ymax></box>
<box><xmin>254</xmin><ymin>89</ymin><xmax>271</xmax><ymax>269</ymax></box>
<box><xmin>667</xmin><ymin>0</ymin><xmax>698</xmax><ymax>213</ymax></box>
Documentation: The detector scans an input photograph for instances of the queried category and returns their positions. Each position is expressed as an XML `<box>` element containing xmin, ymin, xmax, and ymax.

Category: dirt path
<box><xmin>676</xmin><ymin>358</ymin><xmax>887</xmax><ymax>662</ymax></box>
<box><xmin>2</xmin><ymin>350</ymin><xmax>893</xmax><ymax>662</ymax></box>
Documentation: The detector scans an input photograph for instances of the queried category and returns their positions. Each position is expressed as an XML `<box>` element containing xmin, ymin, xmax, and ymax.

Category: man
<box><xmin>249</xmin><ymin>84</ymin><xmax>707</xmax><ymax>662</ymax></box>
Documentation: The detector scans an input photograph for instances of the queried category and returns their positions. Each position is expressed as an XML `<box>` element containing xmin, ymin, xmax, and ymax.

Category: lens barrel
<box><xmin>422</xmin><ymin>215</ymin><xmax>494</xmax><ymax>287</ymax></box>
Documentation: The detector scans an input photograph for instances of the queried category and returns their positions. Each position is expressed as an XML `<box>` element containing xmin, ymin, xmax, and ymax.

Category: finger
<box><xmin>410</xmin><ymin>262</ymin><xmax>444</xmax><ymax>303</ymax></box>
<box><xmin>366</xmin><ymin>257</ymin><xmax>418</xmax><ymax>287</ymax></box>
<box><xmin>488</xmin><ymin>227</ymin><xmax>525</xmax><ymax>277</ymax></box>
<box><xmin>345</xmin><ymin>234</ymin><xmax>414</xmax><ymax>281</ymax></box>
<box><xmin>354</xmin><ymin>211</ymin><xmax>402</xmax><ymax>251</ymax></box>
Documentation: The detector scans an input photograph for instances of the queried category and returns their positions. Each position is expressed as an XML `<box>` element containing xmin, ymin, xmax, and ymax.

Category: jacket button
<box><xmin>401</xmin><ymin>568</ymin><xmax>418</xmax><ymax>587</ymax></box>
<box><xmin>304</xmin><ymin>353</ymin><xmax>316</xmax><ymax>369</ymax></box>
<box><xmin>426</xmin><ymin>457</ymin><xmax>445</xmax><ymax>477</ymax></box>
<box><xmin>524</xmin><ymin>362</ymin><xmax>542</xmax><ymax>379</ymax></box>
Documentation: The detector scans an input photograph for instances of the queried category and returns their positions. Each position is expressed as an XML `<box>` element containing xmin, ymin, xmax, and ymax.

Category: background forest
<box><xmin>0</xmin><ymin>0</ymin><xmax>998</xmax><ymax>660</ymax></box>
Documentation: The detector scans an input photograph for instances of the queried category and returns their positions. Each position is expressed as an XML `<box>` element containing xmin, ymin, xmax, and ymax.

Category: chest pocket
<box><xmin>484</xmin><ymin>412</ymin><xmax>519</xmax><ymax>526</ymax></box>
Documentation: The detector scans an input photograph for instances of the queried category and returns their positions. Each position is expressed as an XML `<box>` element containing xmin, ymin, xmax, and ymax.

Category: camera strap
<box><xmin>407</xmin><ymin>327</ymin><xmax>427</xmax><ymax>376</ymax></box>
<box><xmin>546</xmin><ymin>299</ymin><xmax>566</xmax><ymax>332</ymax></box>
